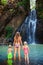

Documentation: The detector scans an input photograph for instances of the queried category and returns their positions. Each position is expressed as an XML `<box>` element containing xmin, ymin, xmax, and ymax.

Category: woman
<box><xmin>13</xmin><ymin>32</ymin><xmax>22</xmax><ymax>61</ymax></box>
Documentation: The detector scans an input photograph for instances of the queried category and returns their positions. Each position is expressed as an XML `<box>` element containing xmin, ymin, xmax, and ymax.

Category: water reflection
<box><xmin>7</xmin><ymin>59</ymin><xmax>21</xmax><ymax>65</ymax></box>
<box><xmin>7</xmin><ymin>59</ymin><xmax>13</xmax><ymax>65</ymax></box>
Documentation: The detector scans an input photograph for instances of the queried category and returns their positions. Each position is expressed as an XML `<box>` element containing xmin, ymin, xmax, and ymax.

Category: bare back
<box><xmin>14</xmin><ymin>36</ymin><xmax>22</xmax><ymax>45</ymax></box>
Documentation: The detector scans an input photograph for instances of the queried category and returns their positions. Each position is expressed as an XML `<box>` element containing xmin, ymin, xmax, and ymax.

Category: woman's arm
<box><xmin>13</xmin><ymin>37</ymin><xmax>16</xmax><ymax>46</ymax></box>
<box><xmin>20</xmin><ymin>37</ymin><xmax>23</xmax><ymax>46</ymax></box>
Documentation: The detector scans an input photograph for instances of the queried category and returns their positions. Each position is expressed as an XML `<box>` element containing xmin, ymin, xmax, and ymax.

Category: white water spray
<box><xmin>29</xmin><ymin>0</ymin><xmax>37</xmax><ymax>44</ymax></box>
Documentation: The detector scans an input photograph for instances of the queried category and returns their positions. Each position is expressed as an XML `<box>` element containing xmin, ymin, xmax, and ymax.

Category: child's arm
<box><xmin>28</xmin><ymin>46</ymin><xmax>30</xmax><ymax>53</ymax></box>
<box><xmin>11</xmin><ymin>48</ymin><xmax>13</xmax><ymax>51</ymax></box>
<box><xmin>20</xmin><ymin>37</ymin><xmax>23</xmax><ymax>46</ymax></box>
<box><xmin>13</xmin><ymin>36</ymin><xmax>16</xmax><ymax>46</ymax></box>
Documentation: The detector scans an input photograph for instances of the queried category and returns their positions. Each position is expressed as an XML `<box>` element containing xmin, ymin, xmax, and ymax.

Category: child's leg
<box><xmin>27</xmin><ymin>54</ymin><xmax>29</xmax><ymax>64</ymax></box>
<box><xmin>18</xmin><ymin>46</ymin><xmax>21</xmax><ymax>61</ymax></box>
<box><xmin>14</xmin><ymin>47</ymin><xmax>17</xmax><ymax>60</ymax></box>
<box><xmin>24</xmin><ymin>54</ymin><xmax>27</xmax><ymax>62</ymax></box>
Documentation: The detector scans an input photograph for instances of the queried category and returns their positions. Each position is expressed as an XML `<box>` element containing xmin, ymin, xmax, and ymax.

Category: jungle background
<box><xmin>0</xmin><ymin>0</ymin><xmax>43</xmax><ymax>44</ymax></box>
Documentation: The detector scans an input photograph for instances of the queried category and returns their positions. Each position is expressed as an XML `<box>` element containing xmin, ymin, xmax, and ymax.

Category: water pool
<box><xmin>0</xmin><ymin>44</ymin><xmax>43</xmax><ymax>65</ymax></box>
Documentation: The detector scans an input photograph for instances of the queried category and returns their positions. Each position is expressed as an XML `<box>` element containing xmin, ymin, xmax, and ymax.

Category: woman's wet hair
<box><xmin>15</xmin><ymin>32</ymin><xmax>20</xmax><ymax>37</ymax></box>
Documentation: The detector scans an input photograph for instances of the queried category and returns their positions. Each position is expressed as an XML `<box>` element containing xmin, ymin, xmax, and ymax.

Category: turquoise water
<box><xmin>0</xmin><ymin>44</ymin><xmax>43</xmax><ymax>65</ymax></box>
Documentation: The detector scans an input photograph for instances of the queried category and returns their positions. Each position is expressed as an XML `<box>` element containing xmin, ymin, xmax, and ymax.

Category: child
<box><xmin>8</xmin><ymin>45</ymin><xmax>13</xmax><ymax>59</ymax></box>
<box><xmin>23</xmin><ymin>41</ymin><xmax>29</xmax><ymax>64</ymax></box>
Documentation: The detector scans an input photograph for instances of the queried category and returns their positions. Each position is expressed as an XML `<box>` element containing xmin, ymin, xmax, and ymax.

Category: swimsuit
<box><xmin>23</xmin><ymin>47</ymin><xmax>28</xmax><ymax>54</ymax></box>
<box><xmin>8</xmin><ymin>52</ymin><xmax>12</xmax><ymax>59</ymax></box>
<box><xmin>15</xmin><ymin>43</ymin><xmax>20</xmax><ymax>48</ymax></box>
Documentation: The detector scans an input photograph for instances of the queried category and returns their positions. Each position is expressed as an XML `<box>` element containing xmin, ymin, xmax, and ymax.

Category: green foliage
<box><xmin>1</xmin><ymin>0</ymin><xmax>8</xmax><ymax>5</ymax></box>
<box><xmin>5</xmin><ymin>26</ymin><xmax>13</xmax><ymax>39</ymax></box>
<box><xmin>38</xmin><ymin>12</ymin><xmax>43</xmax><ymax>19</ymax></box>
<box><xmin>17</xmin><ymin>0</ymin><xmax>29</xmax><ymax>10</ymax></box>
<box><xmin>36</xmin><ymin>0</ymin><xmax>43</xmax><ymax>19</ymax></box>
<box><xmin>9</xmin><ymin>9</ymin><xmax>14</xmax><ymax>12</ymax></box>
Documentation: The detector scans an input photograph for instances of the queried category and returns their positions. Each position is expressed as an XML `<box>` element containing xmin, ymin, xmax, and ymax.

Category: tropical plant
<box><xmin>5</xmin><ymin>26</ymin><xmax>13</xmax><ymax>39</ymax></box>
<box><xmin>17</xmin><ymin>0</ymin><xmax>29</xmax><ymax>11</ymax></box>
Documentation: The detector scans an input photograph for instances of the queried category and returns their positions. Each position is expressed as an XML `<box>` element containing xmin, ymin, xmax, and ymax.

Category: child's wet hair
<box><xmin>24</xmin><ymin>41</ymin><xmax>27</xmax><ymax>45</ymax></box>
<box><xmin>8</xmin><ymin>45</ymin><xmax>12</xmax><ymax>48</ymax></box>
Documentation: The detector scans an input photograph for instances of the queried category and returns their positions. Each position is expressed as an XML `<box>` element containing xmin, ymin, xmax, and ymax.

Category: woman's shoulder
<box><xmin>18</xmin><ymin>36</ymin><xmax>22</xmax><ymax>39</ymax></box>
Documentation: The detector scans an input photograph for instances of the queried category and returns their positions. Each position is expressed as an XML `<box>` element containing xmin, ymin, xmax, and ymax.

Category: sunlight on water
<box><xmin>30</xmin><ymin>0</ymin><xmax>36</xmax><ymax>10</ymax></box>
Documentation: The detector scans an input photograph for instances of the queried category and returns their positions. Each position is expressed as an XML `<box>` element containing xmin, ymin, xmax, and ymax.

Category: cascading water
<box><xmin>28</xmin><ymin>0</ymin><xmax>37</xmax><ymax>44</ymax></box>
<box><xmin>17</xmin><ymin>0</ymin><xmax>37</xmax><ymax>44</ymax></box>
<box><xmin>28</xmin><ymin>10</ymin><xmax>37</xmax><ymax>44</ymax></box>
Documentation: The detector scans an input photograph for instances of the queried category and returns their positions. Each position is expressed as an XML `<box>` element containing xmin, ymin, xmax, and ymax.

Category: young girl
<box><xmin>23</xmin><ymin>41</ymin><xmax>29</xmax><ymax>64</ymax></box>
<box><xmin>8</xmin><ymin>45</ymin><xmax>13</xmax><ymax>59</ymax></box>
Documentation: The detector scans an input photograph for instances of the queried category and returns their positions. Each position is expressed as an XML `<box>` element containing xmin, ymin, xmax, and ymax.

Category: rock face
<box><xmin>0</xmin><ymin>10</ymin><xmax>15</xmax><ymax>36</ymax></box>
<box><xmin>36</xmin><ymin>0</ymin><xmax>43</xmax><ymax>19</ymax></box>
<box><xmin>36</xmin><ymin>0</ymin><xmax>43</xmax><ymax>44</ymax></box>
<box><xmin>0</xmin><ymin>12</ymin><xmax>26</xmax><ymax>43</ymax></box>
<box><xmin>6</xmin><ymin>13</ymin><xmax>26</xmax><ymax>33</ymax></box>
<box><xmin>0</xmin><ymin>0</ymin><xmax>28</xmax><ymax>43</ymax></box>
<box><xmin>0</xmin><ymin>0</ymin><xmax>43</xmax><ymax>44</ymax></box>
<box><xmin>36</xmin><ymin>19</ymin><xmax>43</xmax><ymax>44</ymax></box>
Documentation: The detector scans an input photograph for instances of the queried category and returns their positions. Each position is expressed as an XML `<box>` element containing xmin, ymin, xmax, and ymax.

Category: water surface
<box><xmin>0</xmin><ymin>44</ymin><xmax>43</xmax><ymax>65</ymax></box>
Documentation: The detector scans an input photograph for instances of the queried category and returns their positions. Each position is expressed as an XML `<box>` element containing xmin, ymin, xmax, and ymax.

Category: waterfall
<box><xmin>28</xmin><ymin>10</ymin><xmax>37</xmax><ymax>44</ymax></box>
<box><xmin>28</xmin><ymin>0</ymin><xmax>37</xmax><ymax>44</ymax></box>
<box><xmin>17</xmin><ymin>0</ymin><xmax>37</xmax><ymax>44</ymax></box>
